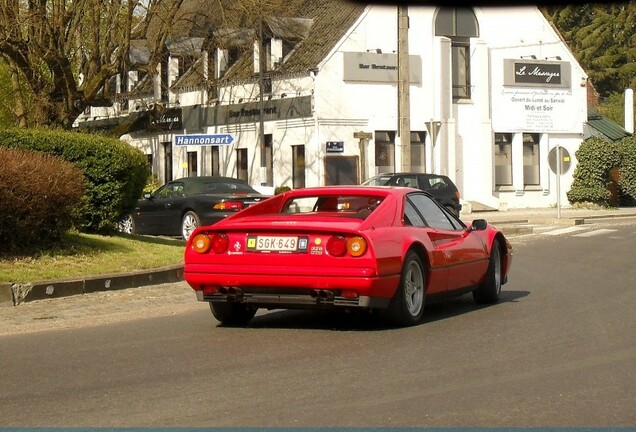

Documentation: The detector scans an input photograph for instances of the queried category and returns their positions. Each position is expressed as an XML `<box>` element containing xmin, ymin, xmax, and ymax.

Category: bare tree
<box><xmin>0</xmin><ymin>0</ymin><xmax>185</xmax><ymax>129</ymax></box>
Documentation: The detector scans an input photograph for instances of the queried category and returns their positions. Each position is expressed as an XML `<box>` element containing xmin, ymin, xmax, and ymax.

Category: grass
<box><xmin>0</xmin><ymin>232</ymin><xmax>185</xmax><ymax>283</ymax></box>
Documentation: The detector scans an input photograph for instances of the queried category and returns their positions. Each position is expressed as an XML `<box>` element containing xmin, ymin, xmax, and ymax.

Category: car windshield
<box><xmin>281</xmin><ymin>195</ymin><xmax>384</xmax><ymax>219</ymax></box>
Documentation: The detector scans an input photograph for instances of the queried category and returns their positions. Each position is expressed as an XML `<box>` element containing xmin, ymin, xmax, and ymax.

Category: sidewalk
<box><xmin>463</xmin><ymin>205</ymin><xmax>636</xmax><ymax>235</ymax></box>
<box><xmin>3</xmin><ymin>205</ymin><xmax>636</xmax><ymax>308</ymax></box>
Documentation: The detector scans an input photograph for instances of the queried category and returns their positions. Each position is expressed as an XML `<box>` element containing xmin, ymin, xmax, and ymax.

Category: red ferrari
<box><xmin>184</xmin><ymin>186</ymin><xmax>512</xmax><ymax>327</ymax></box>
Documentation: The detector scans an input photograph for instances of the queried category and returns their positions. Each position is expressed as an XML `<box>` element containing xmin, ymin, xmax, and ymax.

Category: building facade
<box><xmin>77</xmin><ymin>3</ymin><xmax>590</xmax><ymax>211</ymax></box>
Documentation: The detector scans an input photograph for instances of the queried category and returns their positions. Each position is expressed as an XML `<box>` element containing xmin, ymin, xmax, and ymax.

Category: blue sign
<box><xmin>174</xmin><ymin>133</ymin><xmax>235</xmax><ymax>146</ymax></box>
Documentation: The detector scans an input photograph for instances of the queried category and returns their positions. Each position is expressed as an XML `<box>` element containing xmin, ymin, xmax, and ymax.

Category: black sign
<box><xmin>514</xmin><ymin>62</ymin><xmax>562</xmax><ymax>85</ymax></box>
<box><xmin>148</xmin><ymin>107</ymin><xmax>182</xmax><ymax>131</ymax></box>
<box><xmin>504</xmin><ymin>59</ymin><xmax>571</xmax><ymax>89</ymax></box>
<box><xmin>326</xmin><ymin>141</ymin><xmax>344</xmax><ymax>153</ymax></box>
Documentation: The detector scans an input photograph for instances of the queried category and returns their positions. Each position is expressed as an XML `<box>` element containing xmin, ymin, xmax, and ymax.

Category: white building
<box><xmin>77</xmin><ymin>1</ymin><xmax>592</xmax><ymax>211</ymax></box>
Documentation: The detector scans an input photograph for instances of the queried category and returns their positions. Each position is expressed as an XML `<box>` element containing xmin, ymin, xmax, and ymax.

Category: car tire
<box><xmin>118</xmin><ymin>214</ymin><xmax>135</xmax><ymax>235</ymax></box>
<box><xmin>473</xmin><ymin>239</ymin><xmax>502</xmax><ymax>304</ymax></box>
<box><xmin>181</xmin><ymin>211</ymin><xmax>200</xmax><ymax>240</ymax></box>
<box><xmin>210</xmin><ymin>302</ymin><xmax>257</xmax><ymax>326</ymax></box>
<box><xmin>382</xmin><ymin>251</ymin><xmax>426</xmax><ymax>326</ymax></box>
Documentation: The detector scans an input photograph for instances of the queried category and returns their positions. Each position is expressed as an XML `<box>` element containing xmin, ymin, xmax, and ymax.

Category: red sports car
<box><xmin>184</xmin><ymin>186</ymin><xmax>513</xmax><ymax>327</ymax></box>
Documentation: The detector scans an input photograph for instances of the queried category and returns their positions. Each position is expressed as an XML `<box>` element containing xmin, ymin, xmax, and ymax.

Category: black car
<box><xmin>119</xmin><ymin>176</ymin><xmax>270</xmax><ymax>240</ymax></box>
<box><xmin>362</xmin><ymin>172</ymin><xmax>462</xmax><ymax>216</ymax></box>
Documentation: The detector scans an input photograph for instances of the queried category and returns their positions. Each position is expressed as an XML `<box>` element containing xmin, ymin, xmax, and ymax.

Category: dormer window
<box><xmin>177</xmin><ymin>55</ymin><xmax>196</xmax><ymax>79</ymax></box>
<box><xmin>213</xmin><ymin>28</ymin><xmax>253</xmax><ymax>78</ymax></box>
<box><xmin>255</xmin><ymin>16</ymin><xmax>314</xmax><ymax>73</ymax></box>
<box><xmin>214</xmin><ymin>46</ymin><xmax>243</xmax><ymax>78</ymax></box>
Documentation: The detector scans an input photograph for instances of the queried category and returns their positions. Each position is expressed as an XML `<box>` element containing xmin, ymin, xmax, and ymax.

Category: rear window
<box><xmin>203</xmin><ymin>182</ymin><xmax>256</xmax><ymax>194</ymax></box>
<box><xmin>361</xmin><ymin>176</ymin><xmax>393</xmax><ymax>186</ymax></box>
<box><xmin>281</xmin><ymin>195</ymin><xmax>384</xmax><ymax>219</ymax></box>
<box><xmin>420</xmin><ymin>176</ymin><xmax>453</xmax><ymax>191</ymax></box>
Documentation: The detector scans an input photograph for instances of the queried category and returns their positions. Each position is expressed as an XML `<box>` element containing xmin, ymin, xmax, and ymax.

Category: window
<box><xmin>155</xmin><ymin>182</ymin><xmax>184</xmax><ymax>199</ymax></box>
<box><xmin>262</xmin><ymin>134</ymin><xmax>273</xmax><ymax>185</ymax></box>
<box><xmin>261</xmin><ymin>76</ymin><xmax>272</xmax><ymax>95</ymax></box>
<box><xmin>435</xmin><ymin>8</ymin><xmax>479</xmax><ymax>101</ymax></box>
<box><xmin>404</xmin><ymin>200</ymin><xmax>427</xmax><ymax>227</ymax></box>
<box><xmin>292</xmin><ymin>145</ymin><xmax>306</xmax><ymax>189</ymax></box>
<box><xmin>187</xmin><ymin>151</ymin><xmax>198</xmax><ymax>177</ymax></box>
<box><xmin>237</xmin><ymin>148</ymin><xmax>248</xmax><ymax>182</ymax></box>
<box><xmin>160</xmin><ymin>52</ymin><xmax>169</xmax><ymax>102</ymax></box>
<box><xmin>410</xmin><ymin>131</ymin><xmax>426</xmax><ymax>173</ymax></box>
<box><xmin>162</xmin><ymin>142</ymin><xmax>173</xmax><ymax>183</ymax></box>
<box><xmin>374</xmin><ymin>131</ymin><xmax>396</xmax><ymax>174</ymax></box>
<box><xmin>210</xmin><ymin>146</ymin><xmax>220</xmax><ymax>176</ymax></box>
<box><xmin>495</xmin><ymin>133</ymin><xmax>513</xmax><ymax>187</ymax></box>
<box><xmin>216</xmin><ymin>46</ymin><xmax>243</xmax><ymax>78</ymax></box>
<box><xmin>451</xmin><ymin>39</ymin><xmax>471</xmax><ymax>99</ymax></box>
<box><xmin>408</xmin><ymin>193</ymin><xmax>457</xmax><ymax>230</ymax></box>
<box><xmin>178</xmin><ymin>55</ymin><xmax>196</xmax><ymax>78</ymax></box>
<box><xmin>523</xmin><ymin>133</ymin><xmax>540</xmax><ymax>187</ymax></box>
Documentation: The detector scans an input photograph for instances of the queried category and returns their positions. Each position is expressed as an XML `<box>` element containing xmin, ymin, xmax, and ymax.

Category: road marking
<box><xmin>542</xmin><ymin>226</ymin><xmax>589</xmax><ymax>236</ymax></box>
<box><xmin>573</xmin><ymin>229</ymin><xmax>618</xmax><ymax>238</ymax></box>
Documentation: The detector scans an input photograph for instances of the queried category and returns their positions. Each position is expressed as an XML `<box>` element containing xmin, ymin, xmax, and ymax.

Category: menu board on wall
<box><xmin>492</xmin><ymin>59</ymin><xmax>583</xmax><ymax>134</ymax></box>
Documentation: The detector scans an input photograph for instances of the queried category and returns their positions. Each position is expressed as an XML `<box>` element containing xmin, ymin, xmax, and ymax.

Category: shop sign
<box><xmin>196</xmin><ymin>96</ymin><xmax>312</xmax><ymax>127</ymax></box>
<box><xmin>503</xmin><ymin>59</ymin><xmax>571</xmax><ymax>89</ymax></box>
<box><xmin>494</xmin><ymin>58</ymin><xmax>582</xmax><ymax>133</ymax></box>
<box><xmin>148</xmin><ymin>107</ymin><xmax>182</xmax><ymax>131</ymax></box>
<box><xmin>343</xmin><ymin>52</ymin><xmax>422</xmax><ymax>84</ymax></box>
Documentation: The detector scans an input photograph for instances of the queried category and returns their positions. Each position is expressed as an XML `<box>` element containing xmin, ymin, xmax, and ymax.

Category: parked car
<box><xmin>362</xmin><ymin>172</ymin><xmax>462</xmax><ymax>216</ymax></box>
<box><xmin>184</xmin><ymin>186</ymin><xmax>512</xmax><ymax>327</ymax></box>
<box><xmin>118</xmin><ymin>176</ymin><xmax>270</xmax><ymax>240</ymax></box>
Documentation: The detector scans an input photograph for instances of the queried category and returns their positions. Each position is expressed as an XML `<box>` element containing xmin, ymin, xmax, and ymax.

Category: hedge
<box><xmin>568</xmin><ymin>135</ymin><xmax>636</xmax><ymax>207</ymax></box>
<box><xmin>618</xmin><ymin>135</ymin><xmax>636</xmax><ymax>206</ymax></box>
<box><xmin>0</xmin><ymin>147</ymin><xmax>85</xmax><ymax>250</ymax></box>
<box><xmin>0</xmin><ymin>128</ymin><xmax>148</xmax><ymax>233</ymax></box>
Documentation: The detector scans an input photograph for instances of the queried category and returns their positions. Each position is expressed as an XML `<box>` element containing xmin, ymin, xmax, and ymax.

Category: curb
<box><xmin>0</xmin><ymin>264</ymin><xmax>184</xmax><ymax>307</ymax></box>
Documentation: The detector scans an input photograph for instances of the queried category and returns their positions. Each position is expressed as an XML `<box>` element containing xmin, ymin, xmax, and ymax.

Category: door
<box><xmin>325</xmin><ymin>156</ymin><xmax>358</xmax><ymax>185</ymax></box>
<box><xmin>141</xmin><ymin>181</ymin><xmax>185</xmax><ymax>234</ymax></box>
<box><xmin>407</xmin><ymin>193</ymin><xmax>488</xmax><ymax>291</ymax></box>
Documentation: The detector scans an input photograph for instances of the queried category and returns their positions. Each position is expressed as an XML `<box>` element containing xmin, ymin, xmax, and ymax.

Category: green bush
<box><xmin>0</xmin><ymin>128</ymin><xmax>148</xmax><ymax>233</ymax></box>
<box><xmin>567</xmin><ymin>137</ymin><xmax>622</xmax><ymax>206</ymax></box>
<box><xmin>617</xmin><ymin>135</ymin><xmax>636</xmax><ymax>205</ymax></box>
<box><xmin>274</xmin><ymin>186</ymin><xmax>292</xmax><ymax>194</ymax></box>
<box><xmin>0</xmin><ymin>147</ymin><xmax>85</xmax><ymax>250</ymax></box>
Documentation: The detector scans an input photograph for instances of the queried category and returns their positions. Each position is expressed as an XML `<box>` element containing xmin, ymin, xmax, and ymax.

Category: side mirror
<box><xmin>468</xmin><ymin>219</ymin><xmax>488</xmax><ymax>232</ymax></box>
<box><xmin>143</xmin><ymin>192</ymin><xmax>152</xmax><ymax>200</ymax></box>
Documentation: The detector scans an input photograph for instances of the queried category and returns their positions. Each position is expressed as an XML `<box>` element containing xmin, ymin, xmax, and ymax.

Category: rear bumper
<box><xmin>185</xmin><ymin>266</ymin><xmax>399</xmax><ymax>310</ymax></box>
<box><xmin>195</xmin><ymin>289</ymin><xmax>390</xmax><ymax>309</ymax></box>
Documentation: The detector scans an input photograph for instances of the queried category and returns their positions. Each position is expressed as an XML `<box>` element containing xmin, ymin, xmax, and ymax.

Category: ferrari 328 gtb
<box><xmin>184</xmin><ymin>186</ymin><xmax>512</xmax><ymax>327</ymax></box>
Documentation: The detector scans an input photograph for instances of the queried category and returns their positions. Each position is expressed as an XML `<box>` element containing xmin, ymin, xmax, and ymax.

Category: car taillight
<box><xmin>191</xmin><ymin>234</ymin><xmax>211</xmax><ymax>254</ymax></box>
<box><xmin>347</xmin><ymin>236</ymin><xmax>367</xmax><ymax>257</ymax></box>
<box><xmin>210</xmin><ymin>233</ymin><xmax>229</xmax><ymax>254</ymax></box>
<box><xmin>326</xmin><ymin>236</ymin><xmax>347</xmax><ymax>257</ymax></box>
<box><xmin>326</xmin><ymin>235</ymin><xmax>367</xmax><ymax>257</ymax></box>
<box><xmin>214</xmin><ymin>201</ymin><xmax>244</xmax><ymax>210</ymax></box>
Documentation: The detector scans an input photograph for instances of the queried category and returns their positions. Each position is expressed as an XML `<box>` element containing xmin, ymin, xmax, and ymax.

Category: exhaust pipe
<box><xmin>310</xmin><ymin>289</ymin><xmax>335</xmax><ymax>303</ymax></box>
<box><xmin>319</xmin><ymin>290</ymin><xmax>335</xmax><ymax>300</ymax></box>
<box><xmin>218</xmin><ymin>286</ymin><xmax>243</xmax><ymax>301</ymax></box>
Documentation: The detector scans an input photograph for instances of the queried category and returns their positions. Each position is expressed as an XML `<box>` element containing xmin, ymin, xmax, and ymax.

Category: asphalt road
<box><xmin>1</xmin><ymin>221</ymin><xmax>635</xmax><ymax>427</ymax></box>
